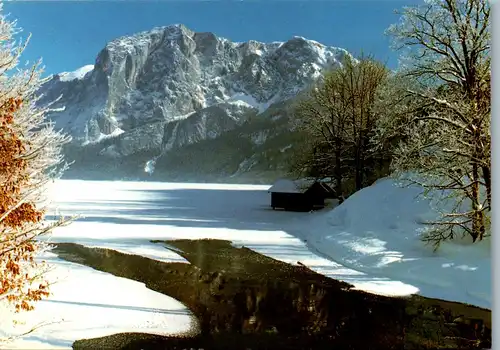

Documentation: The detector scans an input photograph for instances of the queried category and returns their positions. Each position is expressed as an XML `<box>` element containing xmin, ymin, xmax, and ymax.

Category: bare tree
<box><xmin>343</xmin><ymin>57</ymin><xmax>389</xmax><ymax>191</ymax></box>
<box><xmin>0</xmin><ymin>5</ymin><xmax>71</xmax><ymax>318</ymax></box>
<box><xmin>378</xmin><ymin>0</ymin><xmax>490</xmax><ymax>247</ymax></box>
<box><xmin>292</xmin><ymin>70</ymin><xmax>350</xmax><ymax>197</ymax></box>
<box><xmin>292</xmin><ymin>56</ymin><xmax>389</xmax><ymax>198</ymax></box>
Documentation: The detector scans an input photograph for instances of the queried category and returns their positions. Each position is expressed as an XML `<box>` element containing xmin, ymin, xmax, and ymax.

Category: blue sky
<box><xmin>4</xmin><ymin>1</ymin><xmax>422</xmax><ymax>76</ymax></box>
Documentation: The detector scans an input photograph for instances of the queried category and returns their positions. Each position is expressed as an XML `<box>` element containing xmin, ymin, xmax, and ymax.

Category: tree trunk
<box><xmin>355</xmin><ymin>135</ymin><xmax>364</xmax><ymax>191</ymax></box>
<box><xmin>482</xmin><ymin>165</ymin><xmax>491</xmax><ymax>210</ymax></box>
<box><xmin>334</xmin><ymin>137</ymin><xmax>343</xmax><ymax>199</ymax></box>
<box><xmin>471</xmin><ymin>123</ymin><xmax>485</xmax><ymax>242</ymax></box>
<box><xmin>471</xmin><ymin>162</ymin><xmax>485</xmax><ymax>242</ymax></box>
<box><xmin>355</xmin><ymin>158</ymin><xmax>363</xmax><ymax>191</ymax></box>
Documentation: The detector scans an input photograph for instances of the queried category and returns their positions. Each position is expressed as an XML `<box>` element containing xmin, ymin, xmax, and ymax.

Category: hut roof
<box><xmin>268</xmin><ymin>179</ymin><xmax>301</xmax><ymax>193</ymax></box>
<box><xmin>316</xmin><ymin>181</ymin><xmax>336</xmax><ymax>195</ymax></box>
<box><xmin>268</xmin><ymin>178</ymin><xmax>316</xmax><ymax>194</ymax></box>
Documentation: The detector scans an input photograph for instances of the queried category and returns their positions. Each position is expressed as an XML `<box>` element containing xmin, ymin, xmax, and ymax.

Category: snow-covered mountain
<box><xmin>39</xmin><ymin>24</ymin><xmax>351</xmax><ymax>180</ymax></box>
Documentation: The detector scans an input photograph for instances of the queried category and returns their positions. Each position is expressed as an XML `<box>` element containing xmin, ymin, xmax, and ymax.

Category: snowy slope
<box><xmin>301</xmin><ymin>177</ymin><xmax>491</xmax><ymax>309</ymax></box>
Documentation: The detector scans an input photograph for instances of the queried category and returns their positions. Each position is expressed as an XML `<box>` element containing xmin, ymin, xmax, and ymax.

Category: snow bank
<box><xmin>0</xmin><ymin>252</ymin><xmax>195</xmax><ymax>350</ymax></box>
<box><xmin>304</xmin><ymin>177</ymin><xmax>491</xmax><ymax>309</ymax></box>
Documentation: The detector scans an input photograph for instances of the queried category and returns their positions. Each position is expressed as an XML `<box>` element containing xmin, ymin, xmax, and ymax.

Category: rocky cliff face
<box><xmin>39</xmin><ymin>24</ymin><xmax>351</xmax><ymax>181</ymax></box>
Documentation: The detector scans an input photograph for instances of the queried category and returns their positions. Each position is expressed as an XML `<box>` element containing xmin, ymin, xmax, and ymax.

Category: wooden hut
<box><xmin>268</xmin><ymin>179</ymin><xmax>336</xmax><ymax>212</ymax></box>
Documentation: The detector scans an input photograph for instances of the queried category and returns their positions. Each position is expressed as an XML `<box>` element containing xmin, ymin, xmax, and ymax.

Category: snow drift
<box><xmin>304</xmin><ymin>177</ymin><xmax>491</xmax><ymax>309</ymax></box>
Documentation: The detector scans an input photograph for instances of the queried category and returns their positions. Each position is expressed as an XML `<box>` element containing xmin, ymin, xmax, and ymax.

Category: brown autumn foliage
<box><xmin>1</xmin><ymin>97</ymin><xmax>48</xmax><ymax>312</ymax></box>
<box><xmin>0</xmin><ymin>5</ymin><xmax>71</xmax><ymax>315</ymax></box>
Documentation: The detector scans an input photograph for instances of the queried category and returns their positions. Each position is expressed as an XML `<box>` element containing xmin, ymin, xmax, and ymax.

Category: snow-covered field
<box><xmin>0</xmin><ymin>178</ymin><xmax>491</xmax><ymax>348</ymax></box>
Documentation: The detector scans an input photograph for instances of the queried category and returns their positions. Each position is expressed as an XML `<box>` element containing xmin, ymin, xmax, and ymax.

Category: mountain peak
<box><xmin>56</xmin><ymin>64</ymin><xmax>95</xmax><ymax>82</ymax></box>
<box><xmin>163</xmin><ymin>23</ymin><xmax>195</xmax><ymax>39</ymax></box>
<box><xmin>39</xmin><ymin>24</ymin><xmax>352</xmax><ymax>168</ymax></box>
